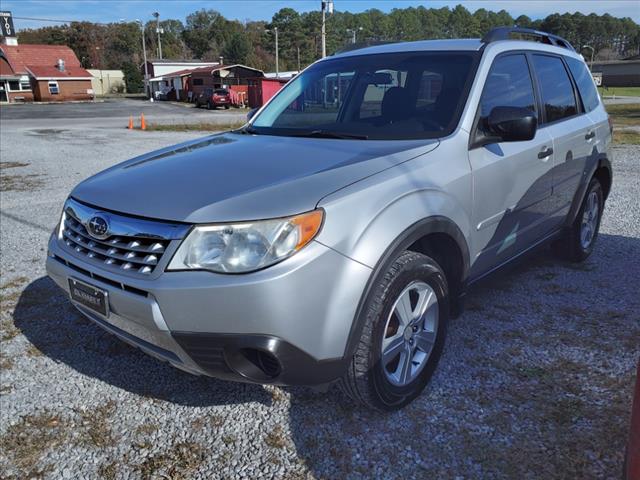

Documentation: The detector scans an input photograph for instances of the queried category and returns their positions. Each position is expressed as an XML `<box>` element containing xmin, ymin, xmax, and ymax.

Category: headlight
<box><xmin>167</xmin><ymin>210</ymin><xmax>324</xmax><ymax>273</ymax></box>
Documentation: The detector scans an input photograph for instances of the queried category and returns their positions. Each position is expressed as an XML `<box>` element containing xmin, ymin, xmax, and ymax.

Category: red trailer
<box><xmin>247</xmin><ymin>77</ymin><xmax>288</xmax><ymax>108</ymax></box>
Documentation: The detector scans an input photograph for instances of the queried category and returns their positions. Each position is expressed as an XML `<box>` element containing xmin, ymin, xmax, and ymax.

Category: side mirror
<box><xmin>487</xmin><ymin>106</ymin><xmax>537</xmax><ymax>142</ymax></box>
<box><xmin>246</xmin><ymin>108</ymin><xmax>259</xmax><ymax>121</ymax></box>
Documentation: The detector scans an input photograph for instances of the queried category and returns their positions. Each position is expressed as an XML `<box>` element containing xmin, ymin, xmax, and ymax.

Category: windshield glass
<box><xmin>250</xmin><ymin>51</ymin><xmax>478</xmax><ymax>140</ymax></box>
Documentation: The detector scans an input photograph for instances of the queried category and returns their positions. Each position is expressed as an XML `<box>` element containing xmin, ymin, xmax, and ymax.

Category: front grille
<box><xmin>62</xmin><ymin>214</ymin><xmax>168</xmax><ymax>275</ymax></box>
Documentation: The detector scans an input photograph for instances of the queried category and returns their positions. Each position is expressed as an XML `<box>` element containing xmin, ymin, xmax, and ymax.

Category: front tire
<box><xmin>340</xmin><ymin>251</ymin><xmax>449</xmax><ymax>411</ymax></box>
<box><xmin>553</xmin><ymin>177</ymin><xmax>604</xmax><ymax>262</ymax></box>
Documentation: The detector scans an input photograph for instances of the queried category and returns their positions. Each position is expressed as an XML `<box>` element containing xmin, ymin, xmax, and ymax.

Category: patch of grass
<box><xmin>97</xmin><ymin>462</ymin><xmax>117</xmax><ymax>480</ymax></box>
<box><xmin>25</xmin><ymin>344</ymin><xmax>43</xmax><ymax>357</ymax></box>
<box><xmin>1</xmin><ymin>276</ymin><xmax>29</xmax><ymax>292</ymax></box>
<box><xmin>0</xmin><ymin>351</ymin><xmax>14</xmax><ymax>370</ymax></box>
<box><xmin>613</xmin><ymin>129</ymin><xmax>640</xmax><ymax>145</ymax></box>
<box><xmin>77</xmin><ymin>401</ymin><xmax>116</xmax><ymax>448</ymax></box>
<box><xmin>599</xmin><ymin>86</ymin><xmax>640</xmax><ymax>98</ymax></box>
<box><xmin>136</xmin><ymin>441</ymin><xmax>206</xmax><ymax>480</ymax></box>
<box><xmin>145</xmin><ymin>121</ymin><xmax>245</xmax><ymax>132</ymax></box>
<box><xmin>0</xmin><ymin>161</ymin><xmax>30</xmax><ymax>169</ymax></box>
<box><xmin>605</xmin><ymin>103</ymin><xmax>640</xmax><ymax>128</ymax></box>
<box><xmin>0</xmin><ymin>174</ymin><xmax>44</xmax><ymax>192</ymax></box>
<box><xmin>135</xmin><ymin>423</ymin><xmax>158</xmax><ymax>436</ymax></box>
<box><xmin>0</xmin><ymin>411</ymin><xmax>69</xmax><ymax>471</ymax></box>
<box><xmin>1</xmin><ymin>319</ymin><xmax>21</xmax><ymax>341</ymax></box>
<box><xmin>264</xmin><ymin>425</ymin><xmax>288</xmax><ymax>450</ymax></box>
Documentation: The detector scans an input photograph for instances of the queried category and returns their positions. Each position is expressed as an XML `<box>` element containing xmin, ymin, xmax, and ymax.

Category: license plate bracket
<box><xmin>68</xmin><ymin>278</ymin><xmax>109</xmax><ymax>316</ymax></box>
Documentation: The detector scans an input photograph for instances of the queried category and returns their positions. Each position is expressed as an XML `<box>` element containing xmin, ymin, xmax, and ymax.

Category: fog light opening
<box><xmin>241</xmin><ymin>348</ymin><xmax>282</xmax><ymax>378</ymax></box>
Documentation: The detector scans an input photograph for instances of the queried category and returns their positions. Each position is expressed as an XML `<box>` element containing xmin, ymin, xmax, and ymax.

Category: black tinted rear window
<box><xmin>532</xmin><ymin>54</ymin><xmax>578</xmax><ymax>123</ymax></box>
<box><xmin>565</xmin><ymin>57</ymin><xmax>600</xmax><ymax>112</ymax></box>
<box><xmin>214</xmin><ymin>89</ymin><xmax>229</xmax><ymax>95</ymax></box>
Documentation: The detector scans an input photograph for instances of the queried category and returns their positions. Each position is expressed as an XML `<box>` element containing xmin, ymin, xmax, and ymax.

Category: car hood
<box><xmin>71</xmin><ymin>132</ymin><xmax>439</xmax><ymax>223</ymax></box>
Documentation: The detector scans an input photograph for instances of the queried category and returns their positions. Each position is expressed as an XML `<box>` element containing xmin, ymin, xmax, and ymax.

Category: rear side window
<box><xmin>531</xmin><ymin>54</ymin><xmax>578</xmax><ymax>123</ymax></box>
<box><xmin>479</xmin><ymin>54</ymin><xmax>536</xmax><ymax>131</ymax></box>
<box><xmin>565</xmin><ymin>57</ymin><xmax>600</xmax><ymax>112</ymax></box>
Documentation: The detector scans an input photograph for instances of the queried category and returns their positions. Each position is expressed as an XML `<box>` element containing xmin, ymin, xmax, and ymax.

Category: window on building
<box><xmin>20</xmin><ymin>81</ymin><xmax>31</xmax><ymax>91</ymax></box>
<box><xmin>48</xmin><ymin>81</ymin><xmax>59</xmax><ymax>95</ymax></box>
<box><xmin>8</xmin><ymin>80</ymin><xmax>20</xmax><ymax>91</ymax></box>
<box><xmin>192</xmin><ymin>78</ymin><xmax>204</xmax><ymax>86</ymax></box>
<box><xmin>532</xmin><ymin>54</ymin><xmax>578</xmax><ymax>123</ymax></box>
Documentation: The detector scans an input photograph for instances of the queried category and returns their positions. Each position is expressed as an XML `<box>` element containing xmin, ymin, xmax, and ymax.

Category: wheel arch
<box><xmin>566</xmin><ymin>153</ymin><xmax>612</xmax><ymax>227</ymax></box>
<box><xmin>341</xmin><ymin>215</ymin><xmax>470</xmax><ymax>362</ymax></box>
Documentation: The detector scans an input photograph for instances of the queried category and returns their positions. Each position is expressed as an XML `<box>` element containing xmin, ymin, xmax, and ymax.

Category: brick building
<box><xmin>0</xmin><ymin>41</ymin><xmax>93</xmax><ymax>102</ymax></box>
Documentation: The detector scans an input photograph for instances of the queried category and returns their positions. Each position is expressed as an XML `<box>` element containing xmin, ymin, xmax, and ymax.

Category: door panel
<box><xmin>530</xmin><ymin>54</ymin><xmax>597</xmax><ymax>224</ymax></box>
<box><xmin>468</xmin><ymin>53</ymin><xmax>557</xmax><ymax>279</ymax></box>
<box><xmin>469</xmin><ymin>129</ymin><xmax>555</xmax><ymax>277</ymax></box>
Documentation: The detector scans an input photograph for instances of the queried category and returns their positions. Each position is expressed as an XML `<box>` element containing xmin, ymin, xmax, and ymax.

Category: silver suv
<box><xmin>47</xmin><ymin>27</ymin><xmax>612</xmax><ymax>410</ymax></box>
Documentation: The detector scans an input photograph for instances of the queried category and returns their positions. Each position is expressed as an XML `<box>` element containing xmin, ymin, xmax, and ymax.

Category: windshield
<box><xmin>249</xmin><ymin>51</ymin><xmax>478</xmax><ymax>140</ymax></box>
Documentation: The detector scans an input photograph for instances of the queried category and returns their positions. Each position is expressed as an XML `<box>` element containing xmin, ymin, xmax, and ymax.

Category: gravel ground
<box><xmin>1</xmin><ymin>123</ymin><xmax>639</xmax><ymax>479</ymax></box>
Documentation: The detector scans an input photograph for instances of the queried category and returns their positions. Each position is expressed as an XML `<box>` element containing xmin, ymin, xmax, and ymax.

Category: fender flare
<box><xmin>340</xmin><ymin>215</ymin><xmax>470</xmax><ymax>362</ymax></box>
<box><xmin>566</xmin><ymin>153</ymin><xmax>612</xmax><ymax>227</ymax></box>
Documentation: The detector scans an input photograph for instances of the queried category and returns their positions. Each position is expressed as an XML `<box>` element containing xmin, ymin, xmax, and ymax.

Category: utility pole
<box><xmin>275</xmin><ymin>26</ymin><xmax>279</xmax><ymax>77</ymax></box>
<box><xmin>297</xmin><ymin>45</ymin><xmax>300</xmax><ymax>71</ymax></box>
<box><xmin>136</xmin><ymin>20</ymin><xmax>150</xmax><ymax>98</ymax></box>
<box><xmin>152</xmin><ymin>11</ymin><xmax>163</xmax><ymax>59</ymax></box>
<box><xmin>321</xmin><ymin>0</ymin><xmax>333</xmax><ymax>58</ymax></box>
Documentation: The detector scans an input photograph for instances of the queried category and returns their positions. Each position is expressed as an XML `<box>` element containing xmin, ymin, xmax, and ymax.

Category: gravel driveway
<box><xmin>1</xmin><ymin>124</ymin><xmax>638</xmax><ymax>479</ymax></box>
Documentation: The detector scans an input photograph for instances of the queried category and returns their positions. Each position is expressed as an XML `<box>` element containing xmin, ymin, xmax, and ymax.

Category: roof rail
<box><xmin>482</xmin><ymin>26</ymin><xmax>575</xmax><ymax>52</ymax></box>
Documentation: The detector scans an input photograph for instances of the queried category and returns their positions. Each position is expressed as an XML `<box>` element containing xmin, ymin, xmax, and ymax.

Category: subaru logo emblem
<box><xmin>87</xmin><ymin>215</ymin><xmax>110</xmax><ymax>240</ymax></box>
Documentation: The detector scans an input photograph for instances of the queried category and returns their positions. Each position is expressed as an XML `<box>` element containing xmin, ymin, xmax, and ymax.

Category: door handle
<box><xmin>538</xmin><ymin>147</ymin><xmax>553</xmax><ymax>159</ymax></box>
<box><xmin>585</xmin><ymin>131</ymin><xmax>596</xmax><ymax>140</ymax></box>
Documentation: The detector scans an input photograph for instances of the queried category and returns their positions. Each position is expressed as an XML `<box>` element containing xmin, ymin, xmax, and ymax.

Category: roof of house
<box><xmin>188</xmin><ymin>64</ymin><xmax>265</xmax><ymax>76</ymax></box>
<box><xmin>0</xmin><ymin>56</ymin><xmax>19</xmax><ymax>78</ymax></box>
<box><xmin>27</xmin><ymin>65</ymin><xmax>93</xmax><ymax>80</ymax></box>
<box><xmin>147</xmin><ymin>58</ymin><xmax>218</xmax><ymax>65</ymax></box>
<box><xmin>0</xmin><ymin>44</ymin><xmax>83</xmax><ymax>76</ymax></box>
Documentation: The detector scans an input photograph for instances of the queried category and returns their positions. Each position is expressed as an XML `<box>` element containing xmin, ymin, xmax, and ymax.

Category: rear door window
<box><xmin>565</xmin><ymin>57</ymin><xmax>600</xmax><ymax>112</ymax></box>
<box><xmin>531</xmin><ymin>54</ymin><xmax>578</xmax><ymax>123</ymax></box>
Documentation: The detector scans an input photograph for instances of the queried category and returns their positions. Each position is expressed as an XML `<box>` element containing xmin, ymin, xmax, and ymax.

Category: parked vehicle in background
<box><xmin>46</xmin><ymin>27</ymin><xmax>612</xmax><ymax>410</ymax></box>
<box><xmin>195</xmin><ymin>88</ymin><xmax>231</xmax><ymax>109</ymax></box>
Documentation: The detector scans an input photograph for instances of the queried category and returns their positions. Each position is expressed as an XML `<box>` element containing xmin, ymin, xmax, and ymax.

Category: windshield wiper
<box><xmin>290</xmin><ymin>130</ymin><xmax>368</xmax><ymax>140</ymax></box>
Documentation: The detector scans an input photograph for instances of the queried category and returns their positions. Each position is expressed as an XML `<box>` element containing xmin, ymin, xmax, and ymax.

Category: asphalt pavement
<box><xmin>0</xmin><ymin>98</ymin><xmax>247</xmax><ymax>130</ymax></box>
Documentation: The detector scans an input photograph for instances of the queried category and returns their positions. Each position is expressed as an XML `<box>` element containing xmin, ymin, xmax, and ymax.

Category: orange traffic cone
<box><xmin>128</xmin><ymin>116</ymin><xmax>133</xmax><ymax>130</ymax></box>
<box><xmin>140</xmin><ymin>113</ymin><xmax>146</xmax><ymax>131</ymax></box>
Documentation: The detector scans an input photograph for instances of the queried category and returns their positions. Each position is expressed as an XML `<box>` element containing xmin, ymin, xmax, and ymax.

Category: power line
<box><xmin>12</xmin><ymin>16</ymin><xmax>116</xmax><ymax>26</ymax></box>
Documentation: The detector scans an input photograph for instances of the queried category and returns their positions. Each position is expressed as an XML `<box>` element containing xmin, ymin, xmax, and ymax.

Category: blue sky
<box><xmin>3</xmin><ymin>0</ymin><xmax>639</xmax><ymax>30</ymax></box>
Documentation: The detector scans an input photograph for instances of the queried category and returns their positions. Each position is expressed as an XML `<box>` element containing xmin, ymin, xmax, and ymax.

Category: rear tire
<box><xmin>552</xmin><ymin>177</ymin><xmax>604</xmax><ymax>262</ymax></box>
<box><xmin>339</xmin><ymin>251</ymin><xmax>449</xmax><ymax>411</ymax></box>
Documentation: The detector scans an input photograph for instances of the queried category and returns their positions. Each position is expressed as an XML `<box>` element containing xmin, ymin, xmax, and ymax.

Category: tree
<box><xmin>121</xmin><ymin>61</ymin><xmax>144</xmax><ymax>93</ymax></box>
<box><xmin>223</xmin><ymin>32</ymin><xmax>252</xmax><ymax>64</ymax></box>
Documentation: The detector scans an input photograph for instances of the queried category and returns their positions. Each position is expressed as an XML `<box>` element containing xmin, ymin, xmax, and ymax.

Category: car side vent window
<box><xmin>478</xmin><ymin>54</ymin><xmax>536</xmax><ymax>134</ymax></box>
<box><xmin>532</xmin><ymin>54</ymin><xmax>578</xmax><ymax>123</ymax></box>
<box><xmin>566</xmin><ymin>57</ymin><xmax>600</xmax><ymax>113</ymax></box>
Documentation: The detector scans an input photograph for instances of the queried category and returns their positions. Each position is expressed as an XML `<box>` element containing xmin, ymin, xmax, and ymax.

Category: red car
<box><xmin>195</xmin><ymin>88</ymin><xmax>231</xmax><ymax>109</ymax></box>
<box><xmin>626</xmin><ymin>360</ymin><xmax>640</xmax><ymax>480</ymax></box>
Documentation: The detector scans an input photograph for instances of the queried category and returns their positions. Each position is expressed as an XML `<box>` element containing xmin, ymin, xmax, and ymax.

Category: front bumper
<box><xmin>46</xmin><ymin>233</ymin><xmax>371</xmax><ymax>385</ymax></box>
